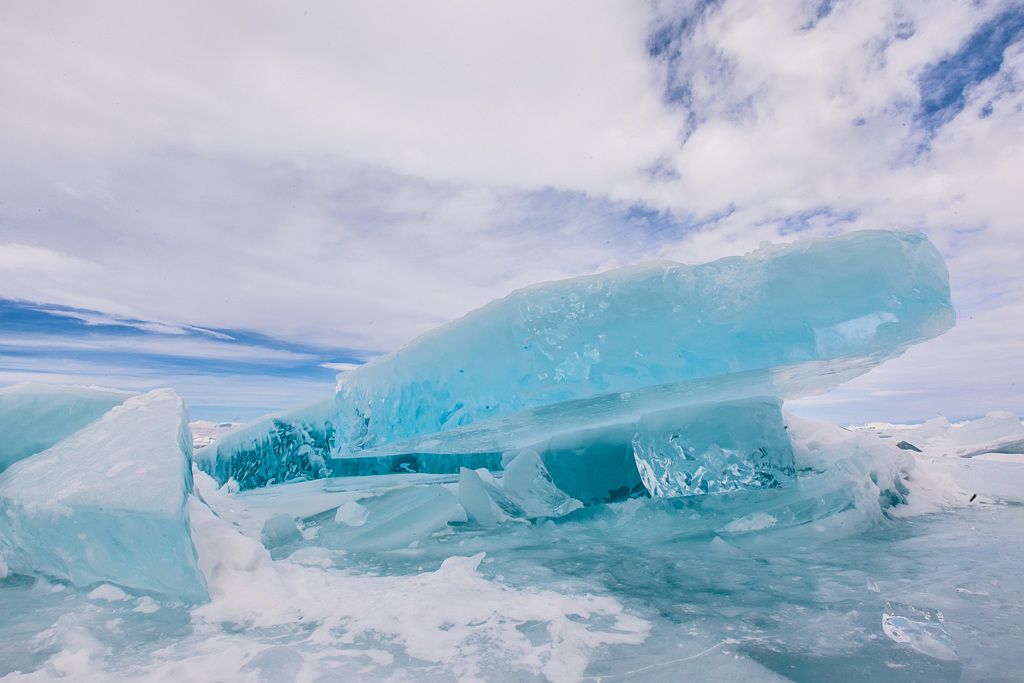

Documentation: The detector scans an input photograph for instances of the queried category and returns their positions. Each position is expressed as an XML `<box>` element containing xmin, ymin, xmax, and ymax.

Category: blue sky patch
<box><xmin>917</xmin><ymin>7</ymin><xmax>1024</xmax><ymax>134</ymax></box>
<box><xmin>0</xmin><ymin>299</ymin><xmax>366</xmax><ymax>420</ymax></box>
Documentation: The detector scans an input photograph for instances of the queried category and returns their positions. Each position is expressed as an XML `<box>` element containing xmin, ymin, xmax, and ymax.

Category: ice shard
<box><xmin>0</xmin><ymin>389</ymin><xmax>207</xmax><ymax>600</ymax></box>
<box><xmin>882</xmin><ymin>601</ymin><xmax>958</xmax><ymax>661</ymax></box>
<box><xmin>0</xmin><ymin>383</ymin><xmax>131</xmax><ymax>472</ymax></box>
<box><xmin>458</xmin><ymin>450</ymin><xmax>582</xmax><ymax>526</ymax></box>
<box><xmin>500</xmin><ymin>449</ymin><xmax>583</xmax><ymax>518</ymax></box>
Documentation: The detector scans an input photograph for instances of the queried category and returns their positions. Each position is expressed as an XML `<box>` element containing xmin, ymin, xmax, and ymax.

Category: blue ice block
<box><xmin>0</xmin><ymin>389</ymin><xmax>207</xmax><ymax>600</ymax></box>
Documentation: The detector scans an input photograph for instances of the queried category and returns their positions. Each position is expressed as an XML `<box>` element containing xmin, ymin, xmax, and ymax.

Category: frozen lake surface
<box><xmin>3</xmin><ymin>457</ymin><xmax>1022</xmax><ymax>682</ymax></box>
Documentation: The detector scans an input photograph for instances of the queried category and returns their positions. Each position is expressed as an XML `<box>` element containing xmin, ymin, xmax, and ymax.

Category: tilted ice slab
<box><xmin>0</xmin><ymin>389</ymin><xmax>207</xmax><ymax>600</ymax></box>
<box><xmin>0</xmin><ymin>383</ymin><xmax>131</xmax><ymax>473</ymax></box>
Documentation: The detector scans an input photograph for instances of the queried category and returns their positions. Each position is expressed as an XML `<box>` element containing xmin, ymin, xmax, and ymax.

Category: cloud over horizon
<box><xmin>1</xmin><ymin>0</ymin><xmax>1021</xmax><ymax>422</ymax></box>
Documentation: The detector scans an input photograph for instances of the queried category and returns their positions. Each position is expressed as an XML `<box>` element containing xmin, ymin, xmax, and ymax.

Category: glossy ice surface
<box><xmin>632</xmin><ymin>397</ymin><xmax>794</xmax><ymax>497</ymax></box>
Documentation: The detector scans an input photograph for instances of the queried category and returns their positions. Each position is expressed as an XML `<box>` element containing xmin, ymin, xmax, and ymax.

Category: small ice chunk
<box><xmin>459</xmin><ymin>454</ymin><xmax>581</xmax><ymax>527</ymax></box>
<box><xmin>501</xmin><ymin>450</ymin><xmax>582</xmax><ymax>518</ymax></box>
<box><xmin>722</xmin><ymin>512</ymin><xmax>778</xmax><ymax>533</ymax></box>
<box><xmin>0</xmin><ymin>553</ymin><xmax>8</xmax><ymax>580</ymax></box>
<box><xmin>260</xmin><ymin>514</ymin><xmax>303</xmax><ymax>549</ymax></box>
<box><xmin>707</xmin><ymin>536</ymin><xmax>747</xmax><ymax>558</ymax></box>
<box><xmin>882</xmin><ymin>601</ymin><xmax>957</xmax><ymax>661</ymax></box>
<box><xmin>459</xmin><ymin>467</ymin><xmax>512</xmax><ymax>526</ymax></box>
<box><xmin>133</xmin><ymin>596</ymin><xmax>161</xmax><ymax>613</ymax></box>
<box><xmin>287</xmin><ymin>546</ymin><xmax>337</xmax><ymax>568</ymax></box>
<box><xmin>334</xmin><ymin>500</ymin><xmax>369</xmax><ymax>527</ymax></box>
<box><xmin>88</xmin><ymin>584</ymin><xmax>129</xmax><ymax>601</ymax></box>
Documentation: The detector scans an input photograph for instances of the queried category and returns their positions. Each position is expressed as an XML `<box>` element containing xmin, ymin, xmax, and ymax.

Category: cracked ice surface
<box><xmin>3</xmin><ymin>418</ymin><xmax>1024</xmax><ymax>681</ymax></box>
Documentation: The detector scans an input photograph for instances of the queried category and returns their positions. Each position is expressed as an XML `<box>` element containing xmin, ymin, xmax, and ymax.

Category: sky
<box><xmin>0</xmin><ymin>0</ymin><xmax>1022</xmax><ymax>423</ymax></box>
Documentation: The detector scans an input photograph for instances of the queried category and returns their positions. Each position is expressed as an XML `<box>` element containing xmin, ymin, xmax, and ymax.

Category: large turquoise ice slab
<box><xmin>200</xmin><ymin>231</ymin><xmax>953</xmax><ymax>496</ymax></box>
<box><xmin>335</xmin><ymin>231</ymin><xmax>954</xmax><ymax>458</ymax></box>
<box><xmin>0</xmin><ymin>383</ymin><xmax>131</xmax><ymax>472</ymax></box>
<box><xmin>0</xmin><ymin>389</ymin><xmax>206</xmax><ymax>600</ymax></box>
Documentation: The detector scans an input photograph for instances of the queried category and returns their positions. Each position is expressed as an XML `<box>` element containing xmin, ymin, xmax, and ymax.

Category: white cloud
<box><xmin>0</xmin><ymin>243</ymin><xmax>86</xmax><ymax>275</ymax></box>
<box><xmin>0</xmin><ymin>333</ymin><xmax>316</xmax><ymax>364</ymax></box>
<box><xmin>0</xmin><ymin>1</ymin><xmax>1022</xmax><ymax>420</ymax></box>
<box><xmin>320</xmin><ymin>362</ymin><xmax>364</xmax><ymax>373</ymax></box>
<box><xmin>0</xmin><ymin>1</ymin><xmax>680</xmax><ymax>197</ymax></box>
<box><xmin>0</xmin><ymin>360</ymin><xmax>330</xmax><ymax>421</ymax></box>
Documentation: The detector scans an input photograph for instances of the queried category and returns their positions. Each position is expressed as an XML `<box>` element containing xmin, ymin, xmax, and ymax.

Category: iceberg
<box><xmin>335</xmin><ymin>231</ymin><xmax>952</xmax><ymax>456</ymax></box>
<box><xmin>0</xmin><ymin>383</ymin><xmax>131</xmax><ymax>472</ymax></box>
<box><xmin>0</xmin><ymin>389</ymin><xmax>207</xmax><ymax>600</ymax></box>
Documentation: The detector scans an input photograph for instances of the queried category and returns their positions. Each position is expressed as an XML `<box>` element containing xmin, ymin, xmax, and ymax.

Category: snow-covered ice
<box><xmin>854</xmin><ymin>410</ymin><xmax>1024</xmax><ymax>458</ymax></box>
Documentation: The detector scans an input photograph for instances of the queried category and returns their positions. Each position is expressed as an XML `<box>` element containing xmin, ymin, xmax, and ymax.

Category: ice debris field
<box><xmin>2</xmin><ymin>230</ymin><xmax>1023</xmax><ymax>681</ymax></box>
